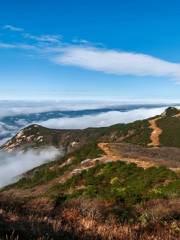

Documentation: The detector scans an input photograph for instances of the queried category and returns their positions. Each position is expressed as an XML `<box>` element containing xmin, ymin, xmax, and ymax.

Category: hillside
<box><xmin>0</xmin><ymin>107</ymin><xmax>180</xmax><ymax>239</ymax></box>
<box><xmin>1</xmin><ymin>119</ymin><xmax>151</xmax><ymax>153</ymax></box>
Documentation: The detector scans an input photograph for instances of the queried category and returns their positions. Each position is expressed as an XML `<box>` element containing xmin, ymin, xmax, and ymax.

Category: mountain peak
<box><xmin>1</xmin><ymin>124</ymin><xmax>49</xmax><ymax>152</ymax></box>
<box><xmin>162</xmin><ymin>107</ymin><xmax>180</xmax><ymax>117</ymax></box>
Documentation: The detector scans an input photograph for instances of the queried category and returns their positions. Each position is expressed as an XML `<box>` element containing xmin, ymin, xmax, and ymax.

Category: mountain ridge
<box><xmin>1</xmin><ymin>106</ymin><xmax>180</xmax><ymax>152</ymax></box>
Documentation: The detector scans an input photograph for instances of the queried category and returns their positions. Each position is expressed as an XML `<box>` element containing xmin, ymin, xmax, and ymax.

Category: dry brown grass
<box><xmin>0</xmin><ymin>198</ymin><xmax>179</xmax><ymax>240</ymax></box>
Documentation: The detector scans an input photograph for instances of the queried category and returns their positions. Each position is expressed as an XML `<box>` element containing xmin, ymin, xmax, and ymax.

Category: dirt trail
<box><xmin>98</xmin><ymin>143</ymin><xmax>156</xmax><ymax>169</ymax></box>
<box><xmin>148</xmin><ymin>118</ymin><xmax>162</xmax><ymax>147</ymax></box>
<box><xmin>98</xmin><ymin>143</ymin><xmax>119</xmax><ymax>161</ymax></box>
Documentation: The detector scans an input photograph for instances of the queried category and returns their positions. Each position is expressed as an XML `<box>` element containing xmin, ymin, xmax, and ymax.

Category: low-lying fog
<box><xmin>0</xmin><ymin>147</ymin><xmax>60</xmax><ymax>188</ymax></box>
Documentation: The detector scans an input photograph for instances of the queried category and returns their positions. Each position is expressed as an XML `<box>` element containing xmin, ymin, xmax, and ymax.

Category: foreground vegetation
<box><xmin>0</xmin><ymin>157</ymin><xmax>179</xmax><ymax>239</ymax></box>
<box><xmin>0</xmin><ymin>197</ymin><xmax>179</xmax><ymax>239</ymax></box>
<box><xmin>49</xmin><ymin>161</ymin><xmax>180</xmax><ymax>206</ymax></box>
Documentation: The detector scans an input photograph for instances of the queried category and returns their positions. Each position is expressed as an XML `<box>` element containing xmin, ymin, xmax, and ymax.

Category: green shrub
<box><xmin>49</xmin><ymin>161</ymin><xmax>179</xmax><ymax>207</ymax></box>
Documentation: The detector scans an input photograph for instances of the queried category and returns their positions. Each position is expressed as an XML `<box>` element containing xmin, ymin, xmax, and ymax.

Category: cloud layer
<box><xmin>40</xmin><ymin>107</ymin><xmax>166</xmax><ymax>129</ymax></box>
<box><xmin>0</xmin><ymin>100</ymin><xmax>137</xmax><ymax>118</ymax></box>
<box><xmin>0</xmin><ymin>147</ymin><xmax>60</xmax><ymax>188</ymax></box>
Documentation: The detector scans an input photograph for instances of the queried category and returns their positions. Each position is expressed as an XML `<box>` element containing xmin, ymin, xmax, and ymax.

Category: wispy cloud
<box><xmin>0</xmin><ymin>42</ymin><xmax>16</xmax><ymax>49</ymax></box>
<box><xmin>3</xmin><ymin>24</ymin><xmax>24</xmax><ymax>32</ymax></box>
<box><xmin>1</xmin><ymin>25</ymin><xmax>62</xmax><ymax>54</ymax></box>
<box><xmin>0</xmin><ymin>42</ymin><xmax>38</xmax><ymax>51</ymax></box>
<box><xmin>54</xmin><ymin>46</ymin><xmax>180</xmax><ymax>81</ymax></box>
<box><xmin>23</xmin><ymin>33</ymin><xmax>62</xmax><ymax>43</ymax></box>
<box><xmin>1</xmin><ymin>25</ymin><xmax>180</xmax><ymax>81</ymax></box>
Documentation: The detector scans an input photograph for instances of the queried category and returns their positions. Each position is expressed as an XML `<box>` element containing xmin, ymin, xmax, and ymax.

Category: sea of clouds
<box><xmin>39</xmin><ymin>107</ymin><xmax>167</xmax><ymax>129</ymax></box>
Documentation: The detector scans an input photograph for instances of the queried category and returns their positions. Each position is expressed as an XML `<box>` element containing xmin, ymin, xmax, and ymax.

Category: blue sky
<box><xmin>1</xmin><ymin>0</ymin><xmax>180</xmax><ymax>102</ymax></box>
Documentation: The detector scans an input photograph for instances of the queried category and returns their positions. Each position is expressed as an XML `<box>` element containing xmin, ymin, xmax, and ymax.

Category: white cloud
<box><xmin>40</xmin><ymin>107</ymin><xmax>166</xmax><ymax>129</ymax></box>
<box><xmin>23</xmin><ymin>33</ymin><xmax>62</xmax><ymax>43</ymax></box>
<box><xmin>0</xmin><ymin>122</ymin><xmax>16</xmax><ymax>137</ymax></box>
<box><xmin>0</xmin><ymin>147</ymin><xmax>60</xmax><ymax>188</ymax></box>
<box><xmin>0</xmin><ymin>42</ymin><xmax>37</xmax><ymax>51</ymax></box>
<box><xmin>54</xmin><ymin>46</ymin><xmax>180</xmax><ymax>81</ymax></box>
<box><xmin>2</xmin><ymin>25</ymin><xmax>60</xmax><ymax>44</ymax></box>
<box><xmin>15</xmin><ymin>119</ymin><xmax>29</xmax><ymax>126</ymax></box>
<box><xmin>0</xmin><ymin>137</ymin><xmax>10</xmax><ymax>146</ymax></box>
<box><xmin>0</xmin><ymin>122</ymin><xmax>18</xmax><ymax>145</ymax></box>
<box><xmin>3</xmin><ymin>25</ymin><xmax>24</xmax><ymax>32</ymax></box>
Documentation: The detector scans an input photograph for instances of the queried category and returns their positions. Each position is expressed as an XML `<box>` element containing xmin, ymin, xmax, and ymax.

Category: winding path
<box><xmin>148</xmin><ymin>118</ymin><xmax>162</xmax><ymax>147</ymax></box>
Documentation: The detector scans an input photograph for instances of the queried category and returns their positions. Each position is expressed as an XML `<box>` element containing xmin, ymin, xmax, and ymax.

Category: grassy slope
<box><xmin>48</xmin><ymin>161</ymin><xmax>180</xmax><ymax>206</ymax></box>
<box><xmin>157</xmin><ymin>116</ymin><xmax>180</xmax><ymax>147</ymax></box>
<box><xmin>106</xmin><ymin>120</ymin><xmax>151</xmax><ymax>146</ymax></box>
